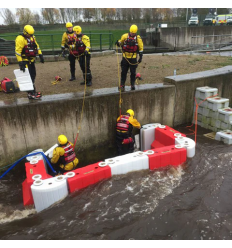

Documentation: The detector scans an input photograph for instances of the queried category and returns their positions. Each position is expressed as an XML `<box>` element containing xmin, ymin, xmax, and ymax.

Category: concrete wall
<box><xmin>157</xmin><ymin>26</ymin><xmax>232</xmax><ymax>50</ymax></box>
<box><xmin>164</xmin><ymin>65</ymin><xmax>232</xmax><ymax>126</ymax></box>
<box><xmin>0</xmin><ymin>85</ymin><xmax>175</xmax><ymax>168</ymax></box>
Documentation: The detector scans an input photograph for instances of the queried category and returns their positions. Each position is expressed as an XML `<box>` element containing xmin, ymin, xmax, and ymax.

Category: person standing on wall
<box><xmin>116</xmin><ymin>109</ymin><xmax>141</xmax><ymax>155</ymax></box>
<box><xmin>115</xmin><ymin>24</ymin><xmax>143</xmax><ymax>91</ymax></box>
<box><xmin>15</xmin><ymin>24</ymin><xmax>44</xmax><ymax>99</ymax></box>
<box><xmin>73</xmin><ymin>25</ymin><xmax>92</xmax><ymax>86</ymax></box>
<box><xmin>61</xmin><ymin>22</ymin><xmax>78</xmax><ymax>81</ymax></box>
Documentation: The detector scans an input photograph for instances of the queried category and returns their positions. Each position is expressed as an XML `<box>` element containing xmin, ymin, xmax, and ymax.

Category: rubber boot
<box><xmin>86</xmin><ymin>73</ymin><xmax>92</xmax><ymax>86</ymax></box>
<box><xmin>131</xmin><ymin>81</ymin><xmax>135</xmax><ymax>90</ymax></box>
<box><xmin>119</xmin><ymin>81</ymin><xmax>125</xmax><ymax>92</ymax></box>
<box><xmin>80</xmin><ymin>73</ymin><xmax>86</xmax><ymax>85</ymax></box>
<box><xmin>69</xmin><ymin>72</ymin><xmax>76</xmax><ymax>81</ymax></box>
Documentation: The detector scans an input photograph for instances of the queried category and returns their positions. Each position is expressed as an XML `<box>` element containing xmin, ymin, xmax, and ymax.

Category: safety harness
<box><xmin>22</xmin><ymin>34</ymin><xmax>38</xmax><ymax>58</ymax></box>
<box><xmin>116</xmin><ymin>115</ymin><xmax>131</xmax><ymax>133</ymax></box>
<box><xmin>122</xmin><ymin>34</ymin><xmax>138</xmax><ymax>53</ymax></box>
<box><xmin>76</xmin><ymin>34</ymin><xmax>86</xmax><ymax>55</ymax></box>
<box><xmin>60</xmin><ymin>142</ymin><xmax>76</xmax><ymax>165</ymax></box>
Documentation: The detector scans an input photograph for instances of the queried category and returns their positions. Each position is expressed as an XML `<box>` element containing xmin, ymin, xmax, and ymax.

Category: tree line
<box><xmin>0</xmin><ymin>8</ymin><xmax>231</xmax><ymax>26</ymax></box>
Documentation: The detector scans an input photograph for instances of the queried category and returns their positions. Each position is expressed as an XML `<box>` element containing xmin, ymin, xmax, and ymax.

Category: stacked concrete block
<box><xmin>192</xmin><ymin>86</ymin><xmax>232</xmax><ymax>144</ymax></box>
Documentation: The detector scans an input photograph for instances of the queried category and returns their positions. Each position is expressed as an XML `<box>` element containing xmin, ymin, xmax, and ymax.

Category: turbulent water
<box><xmin>0</xmin><ymin>126</ymin><xmax>232</xmax><ymax>240</ymax></box>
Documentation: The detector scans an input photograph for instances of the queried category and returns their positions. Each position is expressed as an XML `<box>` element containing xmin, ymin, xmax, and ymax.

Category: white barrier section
<box><xmin>140</xmin><ymin>123</ymin><xmax>160</xmax><ymax>151</ymax></box>
<box><xmin>218</xmin><ymin>107</ymin><xmax>232</xmax><ymax>123</ymax></box>
<box><xmin>105</xmin><ymin>151</ymin><xmax>149</xmax><ymax>176</ymax></box>
<box><xmin>215</xmin><ymin>130</ymin><xmax>232</xmax><ymax>145</ymax></box>
<box><xmin>31</xmin><ymin>176</ymin><xmax>69</xmax><ymax>212</ymax></box>
<box><xmin>175</xmin><ymin>137</ymin><xmax>196</xmax><ymax>158</ymax></box>
<box><xmin>14</xmin><ymin>68</ymin><xmax>34</xmax><ymax>91</ymax></box>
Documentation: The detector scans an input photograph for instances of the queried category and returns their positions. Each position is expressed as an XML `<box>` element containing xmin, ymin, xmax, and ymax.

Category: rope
<box><xmin>73</xmin><ymin>55</ymin><xmax>87</xmax><ymax>149</ymax></box>
<box><xmin>185</xmin><ymin>93</ymin><xmax>219</xmax><ymax>145</ymax></box>
<box><xmin>116</xmin><ymin>44</ymin><xmax>123</xmax><ymax>116</ymax></box>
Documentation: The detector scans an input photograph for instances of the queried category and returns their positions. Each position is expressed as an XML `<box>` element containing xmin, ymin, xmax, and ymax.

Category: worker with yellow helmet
<box><xmin>15</xmin><ymin>24</ymin><xmax>44</xmax><ymax>99</ymax></box>
<box><xmin>115</xmin><ymin>24</ymin><xmax>143</xmax><ymax>91</ymax></box>
<box><xmin>61</xmin><ymin>22</ymin><xmax>79</xmax><ymax>81</ymax></box>
<box><xmin>73</xmin><ymin>25</ymin><xmax>92</xmax><ymax>86</ymax></box>
<box><xmin>116</xmin><ymin>109</ymin><xmax>141</xmax><ymax>155</ymax></box>
<box><xmin>50</xmin><ymin>134</ymin><xmax>79</xmax><ymax>173</ymax></box>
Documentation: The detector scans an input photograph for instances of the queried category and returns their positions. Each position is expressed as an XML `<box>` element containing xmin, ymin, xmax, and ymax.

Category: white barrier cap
<box><xmin>145</xmin><ymin>150</ymin><xmax>155</xmax><ymax>155</ymax></box>
<box><xmin>99</xmin><ymin>162</ymin><xmax>108</xmax><ymax>167</ymax></box>
<box><xmin>32</xmin><ymin>174</ymin><xmax>42</xmax><ymax>180</ymax></box>
<box><xmin>55</xmin><ymin>175</ymin><xmax>66</xmax><ymax>182</ymax></box>
<box><xmin>30</xmin><ymin>159</ymin><xmax>39</xmax><ymax>165</ymax></box>
<box><xmin>65</xmin><ymin>172</ymin><xmax>75</xmax><ymax>178</ymax></box>
<box><xmin>33</xmin><ymin>179</ymin><xmax>43</xmax><ymax>186</ymax></box>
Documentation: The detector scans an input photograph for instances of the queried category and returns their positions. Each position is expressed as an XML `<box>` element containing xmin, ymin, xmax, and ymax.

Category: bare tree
<box><xmin>0</xmin><ymin>8</ymin><xmax>16</xmax><ymax>25</ymax></box>
<box><xmin>41</xmin><ymin>8</ymin><xmax>61</xmax><ymax>24</ymax></box>
<box><xmin>16</xmin><ymin>8</ymin><xmax>36</xmax><ymax>25</ymax></box>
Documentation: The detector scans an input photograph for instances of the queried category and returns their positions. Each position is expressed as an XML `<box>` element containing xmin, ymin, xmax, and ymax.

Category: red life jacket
<box><xmin>61</xmin><ymin>142</ymin><xmax>76</xmax><ymax>165</ymax></box>
<box><xmin>67</xmin><ymin>32</ymin><xmax>77</xmax><ymax>45</ymax></box>
<box><xmin>116</xmin><ymin>115</ymin><xmax>131</xmax><ymax>132</ymax></box>
<box><xmin>22</xmin><ymin>35</ymin><xmax>38</xmax><ymax>58</ymax></box>
<box><xmin>122</xmin><ymin>34</ymin><xmax>138</xmax><ymax>53</ymax></box>
<box><xmin>76</xmin><ymin>34</ymin><xmax>86</xmax><ymax>55</ymax></box>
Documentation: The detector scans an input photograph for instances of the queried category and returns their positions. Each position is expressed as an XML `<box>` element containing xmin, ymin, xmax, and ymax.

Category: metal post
<box><xmin>100</xmin><ymin>34</ymin><xmax>102</xmax><ymax>51</ymax></box>
<box><xmin>51</xmin><ymin>35</ymin><xmax>54</xmax><ymax>55</ymax></box>
<box><xmin>219</xmin><ymin>35</ymin><xmax>221</xmax><ymax>55</ymax></box>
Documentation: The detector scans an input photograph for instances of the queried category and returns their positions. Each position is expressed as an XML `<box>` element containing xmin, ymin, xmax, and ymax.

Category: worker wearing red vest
<box><xmin>73</xmin><ymin>25</ymin><xmax>92</xmax><ymax>86</ymax></box>
<box><xmin>51</xmin><ymin>134</ymin><xmax>79</xmax><ymax>173</ymax></box>
<box><xmin>115</xmin><ymin>24</ymin><xmax>143</xmax><ymax>91</ymax></box>
<box><xmin>61</xmin><ymin>22</ymin><xmax>78</xmax><ymax>81</ymax></box>
<box><xmin>116</xmin><ymin>109</ymin><xmax>141</xmax><ymax>155</ymax></box>
<box><xmin>15</xmin><ymin>25</ymin><xmax>44</xmax><ymax>99</ymax></box>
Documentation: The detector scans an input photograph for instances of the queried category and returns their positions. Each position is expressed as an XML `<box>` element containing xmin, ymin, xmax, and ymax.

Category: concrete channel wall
<box><xmin>0</xmin><ymin>65</ymin><xmax>232</xmax><ymax>168</ymax></box>
<box><xmin>157</xmin><ymin>26</ymin><xmax>232</xmax><ymax>50</ymax></box>
<box><xmin>164</xmin><ymin>65</ymin><xmax>232</xmax><ymax>126</ymax></box>
<box><xmin>0</xmin><ymin>85</ymin><xmax>175</xmax><ymax>168</ymax></box>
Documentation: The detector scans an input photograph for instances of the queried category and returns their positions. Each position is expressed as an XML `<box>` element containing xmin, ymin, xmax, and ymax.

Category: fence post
<box><xmin>109</xmin><ymin>33</ymin><xmax>112</xmax><ymax>50</ymax></box>
<box><xmin>100</xmin><ymin>34</ymin><xmax>102</xmax><ymax>51</ymax></box>
<box><xmin>51</xmin><ymin>35</ymin><xmax>54</xmax><ymax>55</ymax></box>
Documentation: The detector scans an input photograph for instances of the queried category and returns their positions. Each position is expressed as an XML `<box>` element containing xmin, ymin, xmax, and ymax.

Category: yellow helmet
<box><xmin>126</xmin><ymin>109</ymin><xmax>134</xmax><ymax>117</ymax></box>
<box><xmin>66</xmin><ymin>22</ymin><xmax>73</xmax><ymax>28</ymax></box>
<box><xmin>129</xmin><ymin>24</ymin><xmax>138</xmax><ymax>34</ymax></box>
<box><xmin>58</xmin><ymin>135</ymin><xmax>68</xmax><ymax>145</ymax></box>
<box><xmin>73</xmin><ymin>25</ymin><xmax>82</xmax><ymax>34</ymax></box>
<box><xmin>23</xmin><ymin>25</ymin><xmax>34</xmax><ymax>36</ymax></box>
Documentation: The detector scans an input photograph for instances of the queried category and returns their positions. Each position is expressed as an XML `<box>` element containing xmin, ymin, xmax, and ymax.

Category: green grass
<box><xmin>0</xmin><ymin>29</ymin><xmax>128</xmax><ymax>51</ymax></box>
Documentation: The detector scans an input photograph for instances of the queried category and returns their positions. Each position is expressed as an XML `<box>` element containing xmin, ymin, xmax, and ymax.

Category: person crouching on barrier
<box><xmin>50</xmin><ymin>134</ymin><xmax>79</xmax><ymax>174</ymax></box>
<box><xmin>116</xmin><ymin>109</ymin><xmax>141</xmax><ymax>155</ymax></box>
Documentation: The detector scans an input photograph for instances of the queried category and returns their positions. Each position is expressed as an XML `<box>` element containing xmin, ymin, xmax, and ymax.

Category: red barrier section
<box><xmin>65</xmin><ymin>162</ymin><xmax>112</xmax><ymax>193</ymax></box>
<box><xmin>146</xmin><ymin>145</ymin><xmax>187</xmax><ymax>170</ymax></box>
<box><xmin>151</xmin><ymin>140</ymin><xmax>165</xmax><ymax>149</ymax></box>
<box><xmin>22</xmin><ymin>160</ymin><xmax>52</xmax><ymax>206</ymax></box>
<box><xmin>155</xmin><ymin>126</ymin><xmax>186</xmax><ymax>146</ymax></box>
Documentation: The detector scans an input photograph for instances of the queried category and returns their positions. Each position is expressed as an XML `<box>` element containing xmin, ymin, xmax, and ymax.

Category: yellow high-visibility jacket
<box><xmin>61</xmin><ymin>31</ymin><xmax>77</xmax><ymax>50</ymax></box>
<box><xmin>15</xmin><ymin>34</ymin><xmax>42</xmax><ymax>63</ymax></box>
<box><xmin>76</xmin><ymin>34</ymin><xmax>91</xmax><ymax>54</ymax></box>
<box><xmin>119</xmin><ymin>33</ymin><xmax>143</xmax><ymax>59</ymax></box>
<box><xmin>117</xmin><ymin>115</ymin><xmax>141</xmax><ymax>133</ymax></box>
<box><xmin>51</xmin><ymin>141</ymin><xmax>79</xmax><ymax>171</ymax></box>
<box><xmin>61</xmin><ymin>32</ymin><xmax>91</xmax><ymax>54</ymax></box>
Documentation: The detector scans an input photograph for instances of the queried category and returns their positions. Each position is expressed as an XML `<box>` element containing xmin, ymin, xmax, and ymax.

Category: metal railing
<box><xmin>0</xmin><ymin>32</ymin><xmax>114</xmax><ymax>56</ymax></box>
<box><xmin>190</xmin><ymin>34</ymin><xmax>232</xmax><ymax>54</ymax></box>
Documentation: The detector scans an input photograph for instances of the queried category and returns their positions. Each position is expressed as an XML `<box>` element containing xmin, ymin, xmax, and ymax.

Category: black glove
<box><xmin>84</xmin><ymin>50</ymin><xmax>88</xmax><ymax>56</ymax></box>
<box><xmin>61</xmin><ymin>48</ymin><xmax>66</xmax><ymax>58</ymax></box>
<box><xmin>138</xmin><ymin>52</ymin><xmax>143</xmax><ymax>64</ymax></box>
<box><xmin>19</xmin><ymin>61</ymin><xmax>26</xmax><ymax>72</ymax></box>
<box><xmin>115</xmin><ymin>40</ymin><xmax>120</xmax><ymax>47</ymax></box>
<box><xmin>39</xmin><ymin>54</ymin><xmax>44</xmax><ymax>63</ymax></box>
